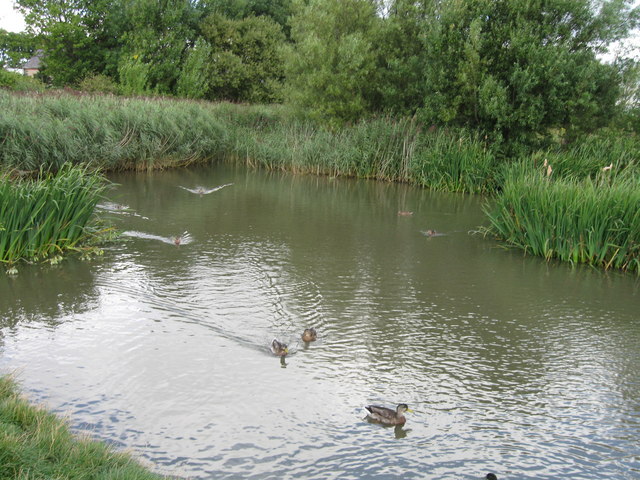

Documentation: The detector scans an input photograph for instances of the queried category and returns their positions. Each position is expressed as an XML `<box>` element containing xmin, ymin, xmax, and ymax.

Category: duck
<box><xmin>486</xmin><ymin>474</ymin><xmax>498</xmax><ymax>480</ymax></box>
<box><xmin>365</xmin><ymin>403</ymin><xmax>412</xmax><ymax>425</ymax></box>
<box><xmin>173</xmin><ymin>236</ymin><xmax>182</xmax><ymax>246</ymax></box>
<box><xmin>423</xmin><ymin>229</ymin><xmax>437</xmax><ymax>237</ymax></box>
<box><xmin>301</xmin><ymin>328</ymin><xmax>317</xmax><ymax>342</ymax></box>
<box><xmin>270</xmin><ymin>339</ymin><xmax>288</xmax><ymax>356</ymax></box>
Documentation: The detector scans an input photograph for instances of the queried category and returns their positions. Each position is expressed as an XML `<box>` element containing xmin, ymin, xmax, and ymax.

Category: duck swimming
<box><xmin>301</xmin><ymin>328</ymin><xmax>317</xmax><ymax>342</ymax></box>
<box><xmin>270</xmin><ymin>339</ymin><xmax>288</xmax><ymax>356</ymax></box>
<box><xmin>365</xmin><ymin>403</ymin><xmax>412</xmax><ymax>425</ymax></box>
<box><xmin>423</xmin><ymin>229</ymin><xmax>437</xmax><ymax>237</ymax></box>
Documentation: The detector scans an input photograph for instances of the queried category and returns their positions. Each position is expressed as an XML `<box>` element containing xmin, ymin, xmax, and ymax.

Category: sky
<box><xmin>0</xmin><ymin>1</ymin><xmax>25</xmax><ymax>33</ymax></box>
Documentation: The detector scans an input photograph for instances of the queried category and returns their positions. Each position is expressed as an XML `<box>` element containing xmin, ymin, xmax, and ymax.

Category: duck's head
<box><xmin>271</xmin><ymin>339</ymin><xmax>288</xmax><ymax>356</ymax></box>
<box><xmin>485</xmin><ymin>474</ymin><xmax>498</xmax><ymax>480</ymax></box>
<box><xmin>174</xmin><ymin>237</ymin><xmax>181</xmax><ymax>245</ymax></box>
<box><xmin>396</xmin><ymin>404</ymin><xmax>412</xmax><ymax>414</ymax></box>
<box><xmin>301</xmin><ymin>328</ymin><xmax>317</xmax><ymax>342</ymax></box>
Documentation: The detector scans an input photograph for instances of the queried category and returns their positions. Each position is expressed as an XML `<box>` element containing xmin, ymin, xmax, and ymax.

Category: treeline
<box><xmin>1</xmin><ymin>0</ymin><xmax>640</xmax><ymax>151</ymax></box>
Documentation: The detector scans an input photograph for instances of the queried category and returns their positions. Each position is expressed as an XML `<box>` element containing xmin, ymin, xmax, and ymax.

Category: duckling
<box><xmin>270</xmin><ymin>339</ymin><xmax>288</xmax><ymax>356</ymax></box>
<box><xmin>365</xmin><ymin>403</ymin><xmax>412</xmax><ymax>425</ymax></box>
<box><xmin>301</xmin><ymin>328</ymin><xmax>317</xmax><ymax>342</ymax></box>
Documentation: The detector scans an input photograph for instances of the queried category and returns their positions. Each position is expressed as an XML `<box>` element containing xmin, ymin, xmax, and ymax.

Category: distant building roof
<box><xmin>23</xmin><ymin>50</ymin><xmax>43</xmax><ymax>70</ymax></box>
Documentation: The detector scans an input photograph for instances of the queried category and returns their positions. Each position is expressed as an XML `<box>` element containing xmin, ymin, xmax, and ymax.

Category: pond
<box><xmin>1</xmin><ymin>164</ymin><xmax>639</xmax><ymax>479</ymax></box>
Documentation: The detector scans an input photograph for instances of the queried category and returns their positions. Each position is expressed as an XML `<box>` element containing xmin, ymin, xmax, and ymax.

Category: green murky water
<box><xmin>1</xmin><ymin>164</ymin><xmax>638</xmax><ymax>479</ymax></box>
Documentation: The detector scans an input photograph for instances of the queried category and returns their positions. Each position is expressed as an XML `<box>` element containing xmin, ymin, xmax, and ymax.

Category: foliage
<box><xmin>0</xmin><ymin>374</ymin><xmax>167</xmax><ymax>478</ymax></box>
<box><xmin>0</xmin><ymin>164</ymin><xmax>108</xmax><ymax>265</ymax></box>
<box><xmin>483</xmin><ymin>164</ymin><xmax>640</xmax><ymax>272</ymax></box>
<box><xmin>16</xmin><ymin>0</ymin><xmax>122</xmax><ymax>86</ymax></box>
<box><xmin>200</xmin><ymin>13</ymin><xmax>286</xmax><ymax>102</ymax></box>
<box><xmin>198</xmin><ymin>0</ymin><xmax>293</xmax><ymax>34</ymax></box>
<box><xmin>78</xmin><ymin>73</ymin><xmax>119</xmax><ymax>94</ymax></box>
<box><xmin>118</xmin><ymin>0</ymin><xmax>197</xmax><ymax>94</ymax></box>
<box><xmin>417</xmin><ymin>0</ymin><xmax>639</xmax><ymax>148</ymax></box>
<box><xmin>0</xmin><ymin>68</ymin><xmax>45</xmax><ymax>92</ymax></box>
<box><xmin>0</xmin><ymin>29</ymin><xmax>40</xmax><ymax>69</ymax></box>
<box><xmin>284</xmin><ymin>0</ymin><xmax>380</xmax><ymax>127</ymax></box>
<box><xmin>176</xmin><ymin>37</ymin><xmax>212</xmax><ymax>99</ymax></box>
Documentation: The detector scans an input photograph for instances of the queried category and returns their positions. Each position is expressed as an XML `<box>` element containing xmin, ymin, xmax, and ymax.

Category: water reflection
<box><xmin>0</xmin><ymin>164</ymin><xmax>638</xmax><ymax>480</ymax></box>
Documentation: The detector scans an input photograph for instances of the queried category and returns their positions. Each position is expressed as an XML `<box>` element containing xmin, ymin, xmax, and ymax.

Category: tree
<box><xmin>176</xmin><ymin>37</ymin><xmax>212</xmax><ymax>99</ymax></box>
<box><xmin>16</xmin><ymin>0</ymin><xmax>122</xmax><ymax>85</ymax></box>
<box><xmin>284</xmin><ymin>0</ymin><xmax>380</xmax><ymax>126</ymax></box>
<box><xmin>0</xmin><ymin>29</ymin><xmax>40</xmax><ymax>69</ymax></box>
<box><xmin>118</xmin><ymin>0</ymin><xmax>197</xmax><ymax>94</ymax></box>
<box><xmin>200</xmin><ymin>13</ymin><xmax>286</xmax><ymax>102</ymax></box>
<box><xmin>418</xmin><ymin>0</ymin><xmax>640</xmax><ymax>147</ymax></box>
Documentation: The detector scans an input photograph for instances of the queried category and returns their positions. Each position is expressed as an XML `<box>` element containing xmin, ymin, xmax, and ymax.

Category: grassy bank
<box><xmin>483</xmin><ymin>165</ymin><xmax>640</xmax><ymax>273</ymax></box>
<box><xmin>0</xmin><ymin>375</ymin><xmax>167</xmax><ymax>480</ymax></box>
<box><xmin>1</xmin><ymin>91</ymin><xmax>639</xmax><ymax>272</ymax></box>
<box><xmin>0</xmin><ymin>164</ymin><xmax>109</xmax><ymax>268</ymax></box>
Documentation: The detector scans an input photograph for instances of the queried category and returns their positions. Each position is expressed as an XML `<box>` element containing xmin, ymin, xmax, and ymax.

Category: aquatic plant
<box><xmin>482</xmin><ymin>166</ymin><xmax>640</xmax><ymax>272</ymax></box>
<box><xmin>0</xmin><ymin>164</ymin><xmax>109</xmax><ymax>266</ymax></box>
<box><xmin>0</xmin><ymin>374</ymin><xmax>166</xmax><ymax>479</ymax></box>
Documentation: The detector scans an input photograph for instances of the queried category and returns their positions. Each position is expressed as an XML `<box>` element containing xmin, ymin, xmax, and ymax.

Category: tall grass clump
<box><xmin>0</xmin><ymin>164</ymin><xmax>108</xmax><ymax>265</ymax></box>
<box><xmin>0</xmin><ymin>374</ymin><xmax>167</xmax><ymax>479</ymax></box>
<box><xmin>483</xmin><ymin>165</ymin><xmax>640</xmax><ymax>272</ymax></box>
<box><xmin>0</xmin><ymin>91</ymin><xmax>226</xmax><ymax>171</ymax></box>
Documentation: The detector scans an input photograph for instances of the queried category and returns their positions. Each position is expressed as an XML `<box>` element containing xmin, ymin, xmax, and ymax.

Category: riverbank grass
<box><xmin>483</xmin><ymin>167</ymin><xmax>640</xmax><ymax>272</ymax></box>
<box><xmin>0</xmin><ymin>375</ymin><xmax>167</xmax><ymax>480</ymax></box>
<box><xmin>0</xmin><ymin>164</ymin><xmax>110</xmax><ymax>268</ymax></box>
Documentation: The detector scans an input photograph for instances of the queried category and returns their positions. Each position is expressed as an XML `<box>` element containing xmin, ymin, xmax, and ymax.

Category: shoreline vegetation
<box><xmin>0</xmin><ymin>374</ymin><xmax>168</xmax><ymax>480</ymax></box>
<box><xmin>0</xmin><ymin>90</ymin><xmax>638</xmax><ymax>273</ymax></box>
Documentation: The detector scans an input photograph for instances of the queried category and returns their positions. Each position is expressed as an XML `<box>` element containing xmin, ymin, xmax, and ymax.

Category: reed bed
<box><xmin>0</xmin><ymin>164</ymin><xmax>108</xmax><ymax>265</ymax></box>
<box><xmin>0</xmin><ymin>374</ymin><xmax>167</xmax><ymax>479</ymax></box>
<box><xmin>0</xmin><ymin>91</ymin><xmax>226</xmax><ymax>171</ymax></box>
<box><xmin>483</xmin><ymin>166</ymin><xmax>640</xmax><ymax>272</ymax></box>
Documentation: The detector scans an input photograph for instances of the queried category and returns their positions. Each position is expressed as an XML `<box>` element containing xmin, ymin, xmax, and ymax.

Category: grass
<box><xmin>0</xmin><ymin>374</ymin><xmax>168</xmax><ymax>480</ymax></box>
<box><xmin>482</xmin><ymin>164</ymin><xmax>640</xmax><ymax>272</ymax></box>
<box><xmin>0</xmin><ymin>164</ymin><xmax>110</xmax><ymax>267</ymax></box>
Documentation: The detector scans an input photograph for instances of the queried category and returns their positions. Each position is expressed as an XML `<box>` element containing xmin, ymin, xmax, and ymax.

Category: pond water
<box><xmin>1</xmin><ymin>164</ymin><xmax>639</xmax><ymax>480</ymax></box>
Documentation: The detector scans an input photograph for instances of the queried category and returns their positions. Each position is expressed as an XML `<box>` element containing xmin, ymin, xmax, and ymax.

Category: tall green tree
<box><xmin>284</xmin><ymin>0</ymin><xmax>380</xmax><ymax>126</ymax></box>
<box><xmin>200</xmin><ymin>13</ymin><xmax>286</xmax><ymax>102</ymax></box>
<box><xmin>418</xmin><ymin>0</ymin><xmax>640</xmax><ymax>147</ymax></box>
<box><xmin>0</xmin><ymin>29</ymin><xmax>39</xmax><ymax>68</ymax></box>
<box><xmin>16</xmin><ymin>0</ymin><xmax>122</xmax><ymax>85</ymax></box>
<box><xmin>118</xmin><ymin>0</ymin><xmax>197</xmax><ymax>94</ymax></box>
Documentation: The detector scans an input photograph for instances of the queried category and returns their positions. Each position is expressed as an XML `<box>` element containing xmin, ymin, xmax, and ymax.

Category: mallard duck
<box><xmin>365</xmin><ymin>403</ymin><xmax>412</xmax><ymax>425</ymax></box>
<box><xmin>270</xmin><ymin>339</ymin><xmax>288</xmax><ymax>356</ymax></box>
<box><xmin>301</xmin><ymin>328</ymin><xmax>317</xmax><ymax>342</ymax></box>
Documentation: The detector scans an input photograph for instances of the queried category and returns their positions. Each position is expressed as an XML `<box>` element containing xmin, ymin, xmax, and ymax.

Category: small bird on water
<box><xmin>485</xmin><ymin>474</ymin><xmax>498</xmax><ymax>480</ymax></box>
<box><xmin>365</xmin><ymin>403</ymin><xmax>412</xmax><ymax>425</ymax></box>
<box><xmin>270</xmin><ymin>339</ymin><xmax>288</xmax><ymax>356</ymax></box>
<box><xmin>301</xmin><ymin>328</ymin><xmax>317</xmax><ymax>342</ymax></box>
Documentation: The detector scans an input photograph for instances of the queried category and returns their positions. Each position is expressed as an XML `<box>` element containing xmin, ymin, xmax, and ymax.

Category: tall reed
<box><xmin>0</xmin><ymin>164</ymin><xmax>108</xmax><ymax>264</ymax></box>
<box><xmin>483</xmin><ymin>165</ymin><xmax>640</xmax><ymax>272</ymax></box>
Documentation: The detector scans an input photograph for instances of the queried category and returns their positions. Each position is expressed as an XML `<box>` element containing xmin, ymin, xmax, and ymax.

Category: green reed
<box><xmin>483</xmin><ymin>165</ymin><xmax>640</xmax><ymax>272</ymax></box>
<box><xmin>0</xmin><ymin>374</ymin><xmax>168</xmax><ymax>480</ymax></box>
<box><xmin>0</xmin><ymin>91</ymin><xmax>226</xmax><ymax>171</ymax></box>
<box><xmin>0</xmin><ymin>164</ymin><xmax>108</xmax><ymax>265</ymax></box>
